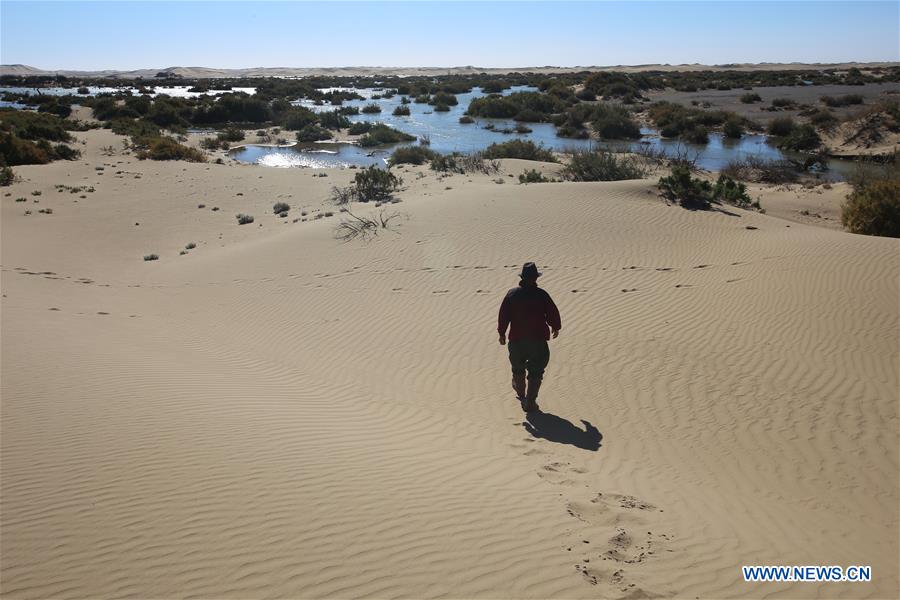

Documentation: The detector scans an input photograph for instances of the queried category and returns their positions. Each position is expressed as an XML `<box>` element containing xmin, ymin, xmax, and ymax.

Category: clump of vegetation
<box><xmin>348</xmin><ymin>122</ymin><xmax>373</xmax><ymax>135</ymax></box>
<box><xmin>776</xmin><ymin>123</ymin><xmax>822</xmax><ymax>151</ymax></box>
<box><xmin>296</xmin><ymin>124</ymin><xmax>332</xmax><ymax>142</ymax></box>
<box><xmin>389</xmin><ymin>145</ymin><xmax>436</xmax><ymax>166</ymax></box>
<box><xmin>740</xmin><ymin>93</ymin><xmax>762</xmax><ymax>103</ymax></box>
<box><xmin>647</xmin><ymin>102</ymin><xmax>750</xmax><ymax>144</ymax></box>
<box><xmin>134</xmin><ymin>136</ymin><xmax>206</xmax><ymax>162</ymax></box>
<box><xmin>771</xmin><ymin>97</ymin><xmax>795</xmax><ymax>108</ymax></box>
<box><xmin>721</xmin><ymin>155</ymin><xmax>799</xmax><ymax>184</ymax></box>
<box><xmin>659</xmin><ymin>166</ymin><xmax>759</xmax><ymax>210</ymax></box>
<box><xmin>767</xmin><ymin>116</ymin><xmax>795</xmax><ymax>137</ymax></box>
<box><xmin>144</xmin><ymin>254</ymin><xmax>159</xmax><ymax>261</ymax></box>
<box><xmin>392</xmin><ymin>105</ymin><xmax>411</xmax><ymax>116</ymax></box>
<box><xmin>0</xmin><ymin>165</ymin><xmax>14</xmax><ymax>186</ymax></box>
<box><xmin>519</xmin><ymin>169</ymin><xmax>550</xmax><ymax>184</ymax></box>
<box><xmin>458</xmin><ymin>115</ymin><xmax>475</xmax><ymax>124</ymax></box>
<box><xmin>430</xmin><ymin>152</ymin><xmax>500</xmax><ymax>174</ymax></box>
<box><xmin>361</xmin><ymin>103</ymin><xmax>382</xmax><ymax>114</ymax></box>
<box><xmin>185</xmin><ymin>242</ymin><xmax>197</xmax><ymax>250</ymax></box>
<box><xmin>482</xmin><ymin>139</ymin><xmax>556</xmax><ymax>162</ymax></box>
<box><xmin>357</xmin><ymin>124</ymin><xmax>417</xmax><ymax>147</ymax></box>
<box><xmin>820</xmin><ymin>94</ymin><xmax>864</xmax><ymax>107</ymax></box>
<box><xmin>217</xmin><ymin>127</ymin><xmax>245</xmax><ymax>142</ymax></box>
<box><xmin>0</xmin><ymin>109</ymin><xmax>81</xmax><ymax>165</ymax></box>
<box><xmin>353</xmin><ymin>166</ymin><xmax>402</xmax><ymax>202</ymax></box>
<box><xmin>723</xmin><ymin>118</ymin><xmax>744</xmax><ymax>139</ymax></box>
<box><xmin>272</xmin><ymin>201</ymin><xmax>290</xmax><ymax>214</ymax></box>
<box><xmin>841</xmin><ymin>161</ymin><xmax>900</xmax><ymax>237</ymax></box>
<box><xmin>236</xmin><ymin>213</ymin><xmax>254</xmax><ymax>225</ymax></box>
<box><xmin>562</xmin><ymin>149</ymin><xmax>646</xmax><ymax>181</ymax></box>
<box><xmin>467</xmin><ymin>91</ymin><xmax>566</xmax><ymax>122</ymax></box>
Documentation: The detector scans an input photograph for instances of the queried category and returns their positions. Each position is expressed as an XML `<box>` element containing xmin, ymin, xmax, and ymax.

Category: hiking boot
<box><xmin>511</xmin><ymin>373</ymin><xmax>527</xmax><ymax>399</ymax></box>
<box><xmin>523</xmin><ymin>378</ymin><xmax>542</xmax><ymax>412</ymax></box>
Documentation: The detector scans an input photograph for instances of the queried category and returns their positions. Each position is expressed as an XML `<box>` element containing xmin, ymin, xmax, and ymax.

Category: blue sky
<box><xmin>1</xmin><ymin>1</ymin><xmax>898</xmax><ymax>70</ymax></box>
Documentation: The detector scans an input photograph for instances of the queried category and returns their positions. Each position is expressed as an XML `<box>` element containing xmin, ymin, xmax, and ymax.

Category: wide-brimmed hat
<box><xmin>520</xmin><ymin>262</ymin><xmax>541</xmax><ymax>279</ymax></box>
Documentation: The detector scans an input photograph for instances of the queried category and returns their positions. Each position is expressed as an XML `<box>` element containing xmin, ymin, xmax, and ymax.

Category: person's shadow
<box><xmin>524</xmin><ymin>411</ymin><xmax>602</xmax><ymax>451</ymax></box>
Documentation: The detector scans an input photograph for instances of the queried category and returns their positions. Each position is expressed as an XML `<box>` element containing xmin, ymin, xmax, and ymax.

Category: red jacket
<box><xmin>498</xmin><ymin>283</ymin><xmax>562</xmax><ymax>341</ymax></box>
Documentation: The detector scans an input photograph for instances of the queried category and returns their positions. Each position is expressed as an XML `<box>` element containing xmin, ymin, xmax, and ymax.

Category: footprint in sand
<box><xmin>432</xmin><ymin>290</ymin><xmax>450</xmax><ymax>294</ymax></box>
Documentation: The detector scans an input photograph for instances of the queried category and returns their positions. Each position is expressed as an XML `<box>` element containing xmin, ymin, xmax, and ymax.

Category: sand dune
<box><xmin>3</xmin><ymin>62</ymin><xmax>899</xmax><ymax>79</ymax></box>
<box><xmin>1</xmin><ymin>132</ymin><xmax>898</xmax><ymax>598</ymax></box>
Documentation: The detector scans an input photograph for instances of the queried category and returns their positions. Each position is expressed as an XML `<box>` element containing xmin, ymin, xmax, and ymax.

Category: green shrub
<box><xmin>296</xmin><ymin>124</ymin><xmax>332</xmax><ymax>142</ymax></box>
<box><xmin>318</xmin><ymin>110</ymin><xmax>351</xmax><ymax>130</ymax></box>
<box><xmin>740</xmin><ymin>93</ymin><xmax>762</xmax><ymax>103</ymax></box>
<box><xmin>841</xmin><ymin>179</ymin><xmax>900</xmax><ymax>237</ymax></box>
<box><xmin>0</xmin><ymin>165</ymin><xmax>13</xmax><ymax>185</ymax></box>
<box><xmin>144</xmin><ymin>254</ymin><xmax>159</xmax><ymax>261</ymax></box>
<box><xmin>590</xmin><ymin>104</ymin><xmax>641</xmax><ymax>139</ymax></box>
<box><xmin>272</xmin><ymin>202</ymin><xmax>290</xmax><ymax>214</ymax></box>
<box><xmin>459</xmin><ymin>115</ymin><xmax>475</xmax><ymax>124</ymax></box>
<box><xmin>389</xmin><ymin>145</ymin><xmax>436</xmax><ymax>166</ymax></box>
<box><xmin>433</xmin><ymin>103</ymin><xmax>450</xmax><ymax>112</ymax></box>
<box><xmin>0</xmin><ymin>109</ymin><xmax>72</xmax><ymax>142</ymax></box>
<box><xmin>361</xmin><ymin>103</ymin><xmax>382</xmax><ymax>114</ymax></box>
<box><xmin>807</xmin><ymin>109</ymin><xmax>838</xmax><ymax>129</ymax></box>
<box><xmin>771</xmin><ymin>97</ymin><xmax>794</xmax><ymax>108</ymax></box>
<box><xmin>658</xmin><ymin>165</ymin><xmax>714</xmax><ymax>209</ymax></box>
<box><xmin>519</xmin><ymin>169</ymin><xmax>550</xmax><ymax>184</ymax></box>
<box><xmin>768</xmin><ymin>117</ymin><xmax>795</xmax><ymax>137</ymax></box>
<box><xmin>353</xmin><ymin>166</ymin><xmax>401</xmax><ymax>202</ymax></box>
<box><xmin>482</xmin><ymin>139</ymin><xmax>556</xmax><ymax>162</ymax></box>
<box><xmin>723</xmin><ymin>118</ymin><xmax>744</xmax><ymax>139</ymax></box>
<box><xmin>684</xmin><ymin>125</ymin><xmax>709</xmax><ymax>144</ymax></box>
<box><xmin>348</xmin><ymin>122</ymin><xmax>373</xmax><ymax>135</ymax></box>
<box><xmin>562</xmin><ymin>149</ymin><xmax>646</xmax><ymax>181</ymax></box>
<box><xmin>392</xmin><ymin>105</ymin><xmax>411</xmax><ymax>116</ymax></box>
<box><xmin>777</xmin><ymin>124</ymin><xmax>821</xmax><ymax>150</ymax></box>
<box><xmin>218</xmin><ymin>127</ymin><xmax>245</xmax><ymax>142</ymax></box>
<box><xmin>821</xmin><ymin>94</ymin><xmax>864</xmax><ymax>107</ymax></box>
<box><xmin>712</xmin><ymin>174</ymin><xmax>759</xmax><ymax>209</ymax></box>
<box><xmin>357</xmin><ymin>124</ymin><xmax>416</xmax><ymax>147</ymax></box>
<box><xmin>134</xmin><ymin>136</ymin><xmax>206</xmax><ymax>162</ymax></box>
<box><xmin>236</xmin><ymin>213</ymin><xmax>254</xmax><ymax>225</ymax></box>
<box><xmin>277</xmin><ymin>107</ymin><xmax>318</xmax><ymax>131</ymax></box>
<box><xmin>430</xmin><ymin>92</ymin><xmax>458</xmax><ymax>106</ymax></box>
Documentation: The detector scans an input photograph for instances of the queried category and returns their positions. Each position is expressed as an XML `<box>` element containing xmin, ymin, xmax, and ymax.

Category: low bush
<box><xmin>353</xmin><ymin>166</ymin><xmax>402</xmax><ymax>202</ymax></box>
<box><xmin>562</xmin><ymin>149</ymin><xmax>646</xmax><ymax>181</ymax></box>
<box><xmin>144</xmin><ymin>254</ymin><xmax>159</xmax><ymax>261</ymax></box>
<box><xmin>807</xmin><ymin>108</ymin><xmax>838</xmax><ymax>130</ymax></box>
<box><xmin>348</xmin><ymin>122</ymin><xmax>373</xmax><ymax>135</ymax></box>
<box><xmin>771</xmin><ymin>97</ymin><xmax>794</xmax><ymax>108</ymax></box>
<box><xmin>361</xmin><ymin>103</ymin><xmax>382</xmax><ymax>114</ymax></box>
<box><xmin>768</xmin><ymin>116</ymin><xmax>795</xmax><ymax>137</ymax></box>
<box><xmin>430</xmin><ymin>152</ymin><xmax>500</xmax><ymax>174</ymax></box>
<box><xmin>777</xmin><ymin>124</ymin><xmax>821</xmax><ymax>151</ymax></box>
<box><xmin>658</xmin><ymin>165</ymin><xmax>714</xmax><ymax>209</ymax></box>
<box><xmin>721</xmin><ymin>156</ymin><xmax>799</xmax><ymax>184</ymax></box>
<box><xmin>430</xmin><ymin>92</ymin><xmax>458</xmax><ymax>106</ymax></box>
<box><xmin>821</xmin><ymin>94</ymin><xmax>864</xmax><ymax>107</ymax></box>
<box><xmin>590</xmin><ymin>104</ymin><xmax>641</xmax><ymax>139</ymax></box>
<box><xmin>392</xmin><ymin>105</ymin><xmax>411</xmax><ymax>116</ymax></box>
<box><xmin>134</xmin><ymin>136</ymin><xmax>206</xmax><ymax>162</ymax></box>
<box><xmin>236</xmin><ymin>213</ymin><xmax>254</xmax><ymax>225</ymax></box>
<box><xmin>296</xmin><ymin>124</ymin><xmax>332</xmax><ymax>142</ymax></box>
<box><xmin>482</xmin><ymin>139</ymin><xmax>556</xmax><ymax>162</ymax></box>
<box><xmin>433</xmin><ymin>103</ymin><xmax>451</xmax><ymax>112</ymax></box>
<box><xmin>218</xmin><ymin>127</ymin><xmax>245</xmax><ymax>142</ymax></box>
<box><xmin>841</xmin><ymin>179</ymin><xmax>900</xmax><ymax>237</ymax></box>
<box><xmin>740</xmin><ymin>93</ymin><xmax>762</xmax><ymax>104</ymax></box>
<box><xmin>0</xmin><ymin>165</ymin><xmax>14</xmax><ymax>185</ymax></box>
<box><xmin>712</xmin><ymin>174</ymin><xmax>759</xmax><ymax>209</ymax></box>
<box><xmin>389</xmin><ymin>145</ymin><xmax>436</xmax><ymax>166</ymax></box>
<box><xmin>357</xmin><ymin>124</ymin><xmax>416</xmax><ymax>147</ymax></box>
<box><xmin>318</xmin><ymin>110</ymin><xmax>351</xmax><ymax>130</ymax></box>
<box><xmin>459</xmin><ymin>115</ymin><xmax>475</xmax><ymax>124</ymax></box>
<box><xmin>519</xmin><ymin>169</ymin><xmax>550</xmax><ymax>184</ymax></box>
<box><xmin>272</xmin><ymin>202</ymin><xmax>290</xmax><ymax>214</ymax></box>
<box><xmin>723</xmin><ymin>118</ymin><xmax>744</xmax><ymax>138</ymax></box>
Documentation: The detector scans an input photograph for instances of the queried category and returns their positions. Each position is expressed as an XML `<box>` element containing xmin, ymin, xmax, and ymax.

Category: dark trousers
<box><xmin>508</xmin><ymin>339</ymin><xmax>550</xmax><ymax>381</ymax></box>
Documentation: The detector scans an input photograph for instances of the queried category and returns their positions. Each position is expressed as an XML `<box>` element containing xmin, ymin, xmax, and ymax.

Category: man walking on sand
<box><xmin>498</xmin><ymin>262</ymin><xmax>561</xmax><ymax>413</ymax></box>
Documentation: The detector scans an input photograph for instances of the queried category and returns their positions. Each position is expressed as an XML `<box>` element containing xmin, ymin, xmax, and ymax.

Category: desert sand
<box><xmin>1</xmin><ymin>129</ymin><xmax>898</xmax><ymax>599</ymax></box>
